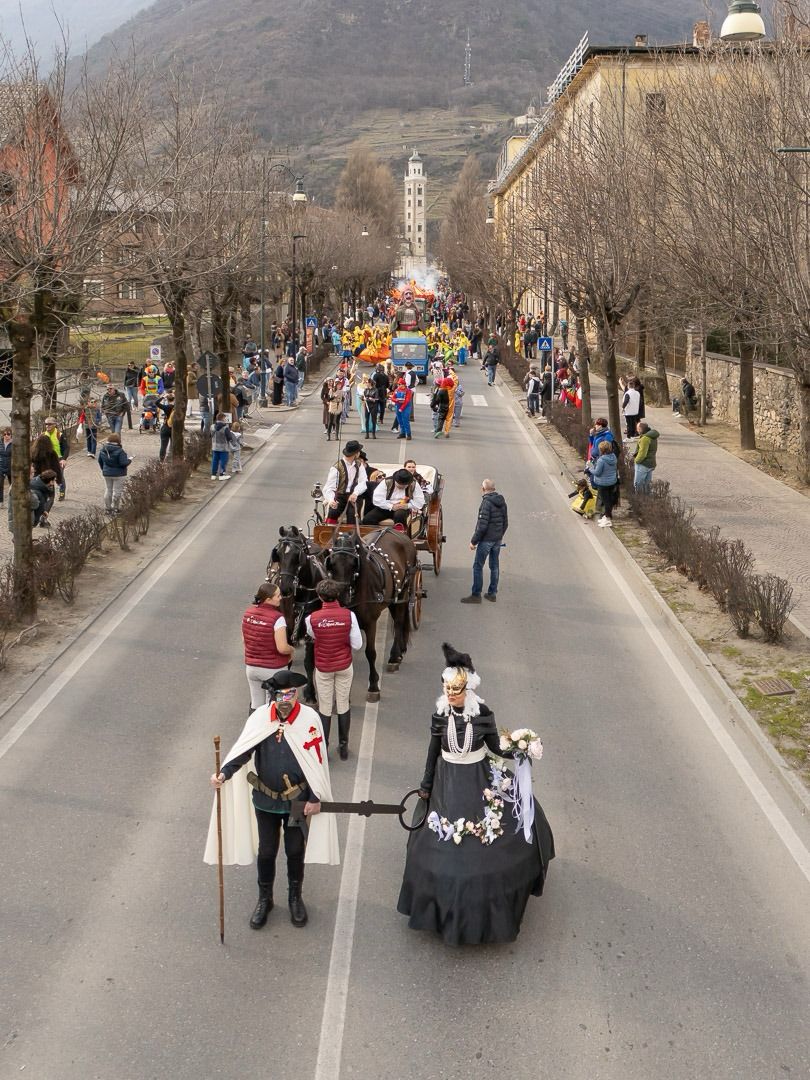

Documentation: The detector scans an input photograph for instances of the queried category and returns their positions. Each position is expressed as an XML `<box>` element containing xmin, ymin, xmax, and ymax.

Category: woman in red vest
<box><xmin>305</xmin><ymin>579</ymin><xmax>362</xmax><ymax>760</ymax></box>
<box><xmin>242</xmin><ymin>582</ymin><xmax>295</xmax><ymax>712</ymax></box>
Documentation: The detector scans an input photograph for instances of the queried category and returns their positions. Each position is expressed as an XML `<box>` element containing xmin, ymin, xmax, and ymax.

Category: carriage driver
<box><xmin>363</xmin><ymin>466</ymin><xmax>425</xmax><ymax>530</ymax></box>
<box><xmin>323</xmin><ymin>440</ymin><xmax>368</xmax><ymax>525</ymax></box>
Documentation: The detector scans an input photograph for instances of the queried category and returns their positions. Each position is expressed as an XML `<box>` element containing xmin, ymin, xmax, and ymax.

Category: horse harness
<box><xmin>326</xmin><ymin>530</ymin><xmax>412</xmax><ymax>606</ymax></box>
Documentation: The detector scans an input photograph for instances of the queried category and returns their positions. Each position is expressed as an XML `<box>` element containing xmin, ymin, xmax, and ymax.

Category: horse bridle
<box><xmin>274</xmin><ymin>533</ymin><xmax>320</xmax><ymax>597</ymax></box>
<box><xmin>325</xmin><ymin>535</ymin><xmax>361</xmax><ymax>603</ymax></box>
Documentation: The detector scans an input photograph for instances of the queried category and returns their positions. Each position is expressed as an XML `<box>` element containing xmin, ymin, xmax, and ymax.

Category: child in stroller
<box><xmin>139</xmin><ymin>393</ymin><xmax>161</xmax><ymax>433</ymax></box>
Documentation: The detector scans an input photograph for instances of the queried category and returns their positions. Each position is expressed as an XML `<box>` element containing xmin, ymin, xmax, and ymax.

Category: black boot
<box><xmin>288</xmin><ymin>878</ymin><xmax>308</xmax><ymax>927</ymax></box>
<box><xmin>320</xmin><ymin>712</ymin><xmax>332</xmax><ymax>747</ymax></box>
<box><xmin>338</xmin><ymin>710</ymin><xmax>351</xmax><ymax>760</ymax></box>
<box><xmin>250</xmin><ymin>882</ymin><xmax>274</xmax><ymax>929</ymax></box>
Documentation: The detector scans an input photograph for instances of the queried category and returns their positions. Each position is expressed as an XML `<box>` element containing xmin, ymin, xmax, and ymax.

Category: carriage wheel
<box><xmin>432</xmin><ymin>510</ymin><xmax>444</xmax><ymax>575</ymax></box>
<box><xmin>410</xmin><ymin>564</ymin><xmax>423</xmax><ymax>630</ymax></box>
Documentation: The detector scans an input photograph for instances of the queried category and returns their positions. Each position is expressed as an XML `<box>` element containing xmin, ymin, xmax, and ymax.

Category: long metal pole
<box><xmin>259</xmin><ymin>159</ymin><xmax>266</xmax><ymax>369</ymax></box>
<box><xmin>291</xmin><ymin>236</ymin><xmax>297</xmax><ymax>354</ymax></box>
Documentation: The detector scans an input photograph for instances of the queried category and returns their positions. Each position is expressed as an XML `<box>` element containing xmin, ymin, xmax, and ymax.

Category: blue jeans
<box><xmin>86</xmin><ymin>428</ymin><xmax>97</xmax><ymax>456</ymax></box>
<box><xmin>108</xmin><ymin>414</ymin><xmax>123</xmax><ymax>435</ymax></box>
<box><xmin>211</xmin><ymin>449</ymin><xmax>229</xmax><ymax>476</ymax></box>
<box><xmin>396</xmin><ymin>408</ymin><xmax>411</xmax><ymax>437</ymax></box>
<box><xmin>634</xmin><ymin>463</ymin><xmax>654</xmax><ymax>492</ymax></box>
<box><xmin>285</xmin><ymin>382</ymin><xmax>298</xmax><ymax>406</ymax></box>
<box><xmin>486</xmin><ymin>365</ymin><xmax>496</xmax><ymax>385</ymax></box>
<box><xmin>472</xmin><ymin>540</ymin><xmax>501</xmax><ymax>596</ymax></box>
<box><xmin>125</xmin><ymin>386</ymin><xmax>138</xmax><ymax>408</ymax></box>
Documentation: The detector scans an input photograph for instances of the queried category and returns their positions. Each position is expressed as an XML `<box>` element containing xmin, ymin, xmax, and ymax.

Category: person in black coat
<box><xmin>460</xmin><ymin>480</ymin><xmax>508</xmax><ymax>604</ymax></box>
<box><xmin>0</xmin><ymin>426</ymin><xmax>11</xmax><ymax>505</ymax></box>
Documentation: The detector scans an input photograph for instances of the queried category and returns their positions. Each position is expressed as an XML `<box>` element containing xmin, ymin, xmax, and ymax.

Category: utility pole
<box><xmin>464</xmin><ymin>29</ymin><xmax>472</xmax><ymax>86</ymax></box>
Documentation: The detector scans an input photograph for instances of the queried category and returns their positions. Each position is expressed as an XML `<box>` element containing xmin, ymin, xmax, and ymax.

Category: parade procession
<box><xmin>4</xmin><ymin>5</ymin><xmax>810</xmax><ymax>1076</ymax></box>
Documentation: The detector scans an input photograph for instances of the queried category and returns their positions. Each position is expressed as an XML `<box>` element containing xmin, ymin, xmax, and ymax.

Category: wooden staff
<box><xmin>213</xmin><ymin>735</ymin><xmax>225</xmax><ymax>944</ymax></box>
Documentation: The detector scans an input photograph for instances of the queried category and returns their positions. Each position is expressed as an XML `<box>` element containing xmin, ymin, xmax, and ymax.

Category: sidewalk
<box><xmin>585</xmin><ymin>374</ymin><xmax>810</xmax><ymax>636</ymax></box>
<box><xmin>0</xmin><ymin>394</ymin><xmax>308</xmax><ymax>560</ymax></box>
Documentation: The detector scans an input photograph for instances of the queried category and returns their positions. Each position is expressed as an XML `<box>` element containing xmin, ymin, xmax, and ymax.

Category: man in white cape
<box><xmin>205</xmin><ymin>670</ymin><xmax>339</xmax><ymax>929</ymax></box>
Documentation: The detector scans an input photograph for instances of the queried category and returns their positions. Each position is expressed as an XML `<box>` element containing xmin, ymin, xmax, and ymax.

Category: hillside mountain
<box><xmin>80</xmin><ymin>0</ymin><xmax>709</xmax><ymax>204</ymax></box>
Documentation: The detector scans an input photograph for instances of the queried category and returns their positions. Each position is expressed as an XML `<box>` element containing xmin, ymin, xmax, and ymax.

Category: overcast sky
<box><xmin>0</xmin><ymin>0</ymin><xmax>147</xmax><ymax>58</ymax></box>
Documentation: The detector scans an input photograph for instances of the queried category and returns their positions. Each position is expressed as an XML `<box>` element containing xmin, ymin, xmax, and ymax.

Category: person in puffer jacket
<box><xmin>460</xmin><ymin>480</ymin><xmax>509</xmax><ymax>604</ymax></box>
<box><xmin>592</xmin><ymin>441</ymin><xmax>618</xmax><ymax>528</ymax></box>
<box><xmin>210</xmin><ymin>413</ymin><xmax>238</xmax><ymax>480</ymax></box>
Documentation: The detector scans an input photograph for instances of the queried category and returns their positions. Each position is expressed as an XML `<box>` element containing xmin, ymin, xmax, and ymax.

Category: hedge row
<box><xmin>0</xmin><ymin>432</ymin><xmax>210</xmax><ymax>665</ymax></box>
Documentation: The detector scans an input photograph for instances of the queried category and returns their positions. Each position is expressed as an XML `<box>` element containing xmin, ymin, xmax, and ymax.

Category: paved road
<box><xmin>1</xmin><ymin>368</ymin><xmax>809</xmax><ymax>1080</ymax></box>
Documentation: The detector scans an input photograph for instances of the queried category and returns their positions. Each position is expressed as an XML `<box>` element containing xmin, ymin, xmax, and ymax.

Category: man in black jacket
<box><xmin>460</xmin><ymin>479</ymin><xmax>508</xmax><ymax>603</ymax></box>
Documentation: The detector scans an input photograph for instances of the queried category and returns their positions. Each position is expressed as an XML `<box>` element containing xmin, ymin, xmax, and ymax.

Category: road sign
<box><xmin>197</xmin><ymin>350</ymin><xmax>219</xmax><ymax>367</ymax></box>
<box><xmin>305</xmin><ymin>316</ymin><xmax>318</xmax><ymax>329</ymax></box>
<box><xmin>196</xmin><ymin>374</ymin><xmax>222</xmax><ymax>397</ymax></box>
<box><xmin>149</xmin><ymin>345</ymin><xmax>162</xmax><ymax>362</ymax></box>
<box><xmin>538</xmin><ymin>336</ymin><xmax>553</xmax><ymax>352</ymax></box>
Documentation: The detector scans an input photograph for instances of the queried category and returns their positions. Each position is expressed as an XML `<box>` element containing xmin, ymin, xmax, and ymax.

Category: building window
<box><xmin>407</xmin><ymin>212</ymin><xmax>411</xmax><ymax>220</ymax></box>
<box><xmin>0</xmin><ymin>171</ymin><xmax>16</xmax><ymax>204</ymax></box>
<box><xmin>417</xmin><ymin>224</ymin><xmax>422</xmax><ymax>232</ymax></box>
<box><xmin>407</xmin><ymin>200</ymin><xmax>411</xmax><ymax>207</ymax></box>
<box><xmin>417</xmin><ymin>186</ymin><xmax>422</xmax><ymax>195</ymax></box>
<box><xmin>83</xmin><ymin>280</ymin><xmax>104</xmax><ymax>298</ymax></box>
<box><xmin>417</xmin><ymin>199</ymin><xmax>422</xmax><ymax>207</ymax></box>
<box><xmin>116</xmin><ymin>281</ymin><xmax>143</xmax><ymax>301</ymax></box>
<box><xmin>645</xmin><ymin>93</ymin><xmax>666</xmax><ymax>128</ymax></box>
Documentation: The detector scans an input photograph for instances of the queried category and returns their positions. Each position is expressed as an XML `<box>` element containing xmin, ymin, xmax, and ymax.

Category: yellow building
<box><xmin>488</xmin><ymin>24</ymin><xmax>713</xmax><ymax>328</ymax></box>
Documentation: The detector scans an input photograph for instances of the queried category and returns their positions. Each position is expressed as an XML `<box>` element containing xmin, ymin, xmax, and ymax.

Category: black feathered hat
<box><xmin>441</xmin><ymin>642</ymin><xmax>480</xmax><ymax>692</ymax></box>
<box><xmin>261</xmin><ymin>670</ymin><xmax>308</xmax><ymax>692</ymax></box>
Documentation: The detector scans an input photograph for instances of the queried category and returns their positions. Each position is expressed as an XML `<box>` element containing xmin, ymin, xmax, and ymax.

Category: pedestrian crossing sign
<box><xmin>538</xmin><ymin>336</ymin><xmax>553</xmax><ymax>352</ymax></box>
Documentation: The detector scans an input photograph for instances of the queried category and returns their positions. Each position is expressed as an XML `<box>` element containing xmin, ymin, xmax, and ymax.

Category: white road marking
<box><xmin>315</xmin><ymin>622</ymin><xmax>388</xmax><ymax>1080</ymax></box>
<box><xmin>471</xmin><ymin>395</ymin><xmax>488</xmax><ymax>407</ymax></box>
<box><xmin>505</xmin><ymin>397</ymin><xmax>810</xmax><ymax>886</ymax></box>
<box><xmin>0</xmin><ymin>437</ymin><xmax>281</xmax><ymax>762</ymax></box>
<box><xmin>250</xmin><ymin>423</ymin><xmax>281</xmax><ymax>441</ymax></box>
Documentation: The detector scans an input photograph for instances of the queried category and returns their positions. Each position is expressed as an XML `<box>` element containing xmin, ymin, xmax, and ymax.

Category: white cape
<box><xmin>204</xmin><ymin>703</ymin><xmax>339</xmax><ymax>866</ymax></box>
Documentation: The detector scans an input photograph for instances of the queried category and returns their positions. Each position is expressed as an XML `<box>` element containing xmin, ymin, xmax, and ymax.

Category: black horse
<box><xmin>322</xmin><ymin>526</ymin><xmax>418</xmax><ymax>701</ymax></box>
<box><xmin>268</xmin><ymin>525</ymin><xmax>326</xmax><ymax>704</ymax></box>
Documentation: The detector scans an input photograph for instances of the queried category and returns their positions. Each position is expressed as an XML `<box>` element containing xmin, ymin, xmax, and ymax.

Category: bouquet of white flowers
<box><xmin>497</xmin><ymin>728</ymin><xmax>543</xmax><ymax>842</ymax></box>
<box><xmin>498</xmin><ymin>727</ymin><xmax>543</xmax><ymax>762</ymax></box>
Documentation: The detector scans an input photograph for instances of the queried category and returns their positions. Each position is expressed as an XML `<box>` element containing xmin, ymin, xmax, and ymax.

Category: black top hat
<box><xmin>343</xmin><ymin>440</ymin><xmax>363</xmax><ymax>456</ymax></box>
<box><xmin>261</xmin><ymin>670</ymin><xmax>308</xmax><ymax>692</ymax></box>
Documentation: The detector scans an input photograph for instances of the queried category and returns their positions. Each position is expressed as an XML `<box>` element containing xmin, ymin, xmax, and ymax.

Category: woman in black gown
<box><xmin>398</xmin><ymin>644</ymin><xmax>554</xmax><ymax>946</ymax></box>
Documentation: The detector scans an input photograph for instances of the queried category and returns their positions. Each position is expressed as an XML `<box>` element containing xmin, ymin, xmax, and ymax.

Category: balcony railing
<box><xmin>547</xmin><ymin>31</ymin><xmax>589</xmax><ymax>104</ymax></box>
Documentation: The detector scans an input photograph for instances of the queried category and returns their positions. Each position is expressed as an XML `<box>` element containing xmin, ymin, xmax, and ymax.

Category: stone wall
<box><xmin>681</xmin><ymin>332</ymin><xmax>801</xmax><ymax>454</ymax></box>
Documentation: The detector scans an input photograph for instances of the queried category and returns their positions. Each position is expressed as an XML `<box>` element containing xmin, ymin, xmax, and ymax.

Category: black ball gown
<box><xmin>397</xmin><ymin>701</ymin><xmax>555</xmax><ymax>946</ymax></box>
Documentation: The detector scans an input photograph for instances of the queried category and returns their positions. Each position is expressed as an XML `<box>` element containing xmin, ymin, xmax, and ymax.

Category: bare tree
<box><xmin>335</xmin><ymin>148</ymin><xmax>398</xmax><ymax>241</ymax></box>
<box><xmin>0</xmin><ymin>38</ymin><xmax>144</xmax><ymax>617</ymax></box>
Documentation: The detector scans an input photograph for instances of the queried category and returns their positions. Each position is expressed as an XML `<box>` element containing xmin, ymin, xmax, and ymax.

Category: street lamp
<box><xmin>291</xmin><ymin>233</ymin><xmax>306</xmax><ymax>352</ymax></box>
<box><xmin>720</xmin><ymin>0</ymin><xmax>766</xmax><ymax>42</ymax></box>
<box><xmin>292</xmin><ymin>178</ymin><xmax>308</xmax><ymax>204</ymax></box>
<box><xmin>361</xmin><ymin>223</ymin><xmax>369</xmax><ymax>237</ymax></box>
<box><xmin>485</xmin><ymin>206</ymin><xmax>495</xmax><ymax>225</ymax></box>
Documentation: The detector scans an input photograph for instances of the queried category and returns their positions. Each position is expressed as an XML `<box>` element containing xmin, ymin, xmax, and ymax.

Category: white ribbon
<box><xmin>512</xmin><ymin>758</ymin><xmax>535</xmax><ymax>842</ymax></box>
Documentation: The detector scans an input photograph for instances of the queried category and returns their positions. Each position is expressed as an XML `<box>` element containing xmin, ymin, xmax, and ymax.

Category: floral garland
<box><xmin>427</xmin><ymin>762</ymin><xmax>514</xmax><ymax>846</ymax></box>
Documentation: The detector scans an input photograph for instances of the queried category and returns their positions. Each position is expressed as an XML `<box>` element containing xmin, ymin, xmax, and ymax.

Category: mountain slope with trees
<box><xmin>80</xmin><ymin>0</ymin><xmax>703</xmax><ymax>194</ymax></box>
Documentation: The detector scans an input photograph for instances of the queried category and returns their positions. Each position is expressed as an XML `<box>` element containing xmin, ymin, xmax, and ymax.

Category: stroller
<box><xmin>139</xmin><ymin>393</ymin><xmax>161</xmax><ymax>433</ymax></box>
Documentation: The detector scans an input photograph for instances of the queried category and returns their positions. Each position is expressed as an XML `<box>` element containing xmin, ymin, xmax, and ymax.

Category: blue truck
<box><xmin>390</xmin><ymin>334</ymin><xmax>429</xmax><ymax>383</ymax></box>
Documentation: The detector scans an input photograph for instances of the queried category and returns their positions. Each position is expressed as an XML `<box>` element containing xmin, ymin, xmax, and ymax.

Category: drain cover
<box><xmin>751</xmin><ymin>677</ymin><xmax>796</xmax><ymax>697</ymax></box>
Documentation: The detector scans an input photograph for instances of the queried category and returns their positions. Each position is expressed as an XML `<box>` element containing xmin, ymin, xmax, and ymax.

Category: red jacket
<box><xmin>309</xmin><ymin>602</ymin><xmax>353</xmax><ymax>673</ymax></box>
<box><xmin>242</xmin><ymin>605</ymin><xmax>289</xmax><ymax>669</ymax></box>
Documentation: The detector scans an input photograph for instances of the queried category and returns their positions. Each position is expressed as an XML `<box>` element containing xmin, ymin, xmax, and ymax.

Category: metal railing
<box><xmin>547</xmin><ymin>32</ymin><xmax>589</xmax><ymax>104</ymax></box>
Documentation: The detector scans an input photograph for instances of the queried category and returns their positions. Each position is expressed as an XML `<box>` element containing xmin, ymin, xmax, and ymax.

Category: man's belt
<box><xmin>247</xmin><ymin>771</ymin><xmax>306</xmax><ymax>801</ymax></box>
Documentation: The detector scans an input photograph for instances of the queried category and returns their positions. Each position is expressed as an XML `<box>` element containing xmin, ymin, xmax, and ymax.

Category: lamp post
<box><xmin>720</xmin><ymin>0</ymin><xmax>766</xmax><ymax>41</ymax></box>
<box><xmin>259</xmin><ymin>162</ymin><xmax>307</xmax><ymax>367</ymax></box>
<box><xmin>291</xmin><ymin>233</ymin><xmax>306</xmax><ymax>354</ymax></box>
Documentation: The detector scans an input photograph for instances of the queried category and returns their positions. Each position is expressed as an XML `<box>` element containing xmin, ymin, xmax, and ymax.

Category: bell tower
<box><xmin>402</xmin><ymin>149</ymin><xmax>427</xmax><ymax>278</ymax></box>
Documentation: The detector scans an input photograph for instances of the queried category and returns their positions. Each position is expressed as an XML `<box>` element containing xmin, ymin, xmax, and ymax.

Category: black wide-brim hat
<box><xmin>262</xmin><ymin>670</ymin><xmax>309</xmax><ymax>692</ymax></box>
<box><xmin>393</xmin><ymin>468</ymin><xmax>413</xmax><ymax>484</ymax></box>
<box><xmin>343</xmin><ymin>440</ymin><xmax>363</xmax><ymax>455</ymax></box>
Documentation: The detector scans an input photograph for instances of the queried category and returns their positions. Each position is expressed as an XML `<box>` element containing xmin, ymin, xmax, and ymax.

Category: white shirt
<box><xmin>305</xmin><ymin>611</ymin><xmax>363</xmax><ymax>650</ymax></box>
<box><xmin>323</xmin><ymin>458</ymin><xmax>368</xmax><ymax>503</ymax></box>
<box><xmin>373</xmin><ymin>478</ymin><xmax>425</xmax><ymax>512</ymax></box>
<box><xmin>622</xmin><ymin>388</ymin><xmax>641</xmax><ymax>416</ymax></box>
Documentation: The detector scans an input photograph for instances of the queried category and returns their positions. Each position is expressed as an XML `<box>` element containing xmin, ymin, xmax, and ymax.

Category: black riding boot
<box><xmin>287</xmin><ymin>859</ymin><xmax>308</xmax><ymax>927</ymax></box>
<box><xmin>250</xmin><ymin>881</ymin><xmax>274</xmax><ymax>929</ymax></box>
<box><xmin>338</xmin><ymin>710</ymin><xmax>351</xmax><ymax>760</ymax></box>
<box><xmin>320</xmin><ymin>712</ymin><xmax>332</xmax><ymax>747</ymax></box>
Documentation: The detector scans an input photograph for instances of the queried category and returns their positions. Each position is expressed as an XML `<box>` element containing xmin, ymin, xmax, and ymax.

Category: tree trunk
<box><xmin>41</xmin><ymin>353</ymin><xmax>58</xmax><ymax>412</ymax></box>
<box><xmin>636</xmin><ymin>309</ymin><xmax>647</xmax><ymax>371</ymax></box>
<box><xmin>211</xmin><ymin>294</ymin><xmax>231</xmax><ymax>416</ymax></box>
<box><xmin>189</xmin><ymin>310</ymin><xmax>203</xmax><ymax>359</ymax></box>
<box><xmin>796</xmin><ymin>371</ymin><xmax>810</xmax><ymax>485</ymax></box>
<box><xmin>239</xmin><ymin>293</ymin><xmax>252</xmax><ymax>342</ymax></box>
<box><xmin>646</xmin><ymin>329</ymin><xmax>670</xmax><ymax>407</ymax></box>
<box><xmin>598</xmin><ymin>316</ymin><xmax>622</xmax><ymax>447</ymax></box>
<box><xmin>7</xmin><ymin>321</ymin><xmax>37</xmax><ymax>620</ymax></box>
<box><xmin>576</xmin><ymin>316</ymin><xmax>593</xmax><ymax>429</ymax></box>
<box><xmin>739</xmin><ymin>337</ymin><xmax>756</xmax><ymax>450</ymax></box>
<box><xmin>170</xmin><ymin>314</ymin><xmax>188</xmax><ymax>459</ymax></box>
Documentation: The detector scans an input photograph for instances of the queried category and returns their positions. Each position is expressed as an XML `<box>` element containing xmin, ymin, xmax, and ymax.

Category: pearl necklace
<box><xmin>446</xmin><ymin>707</ymin><xmax>473</xmax><ymax>754</ymax></box>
